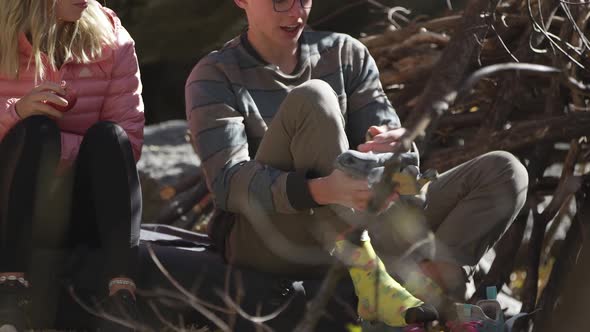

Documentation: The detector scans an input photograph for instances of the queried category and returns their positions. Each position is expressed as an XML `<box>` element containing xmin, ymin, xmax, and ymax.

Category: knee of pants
<box><xmin>14</xmin><ymin>115</ymin><xmax>60</xmax><ymax>144</ymax></box>
<box><xmin>284</xmin><ymin>79</ymin><xmax>342</xmax><ymax>123</ymax></box>
<box><xmin>85</xmin><ymin>121</ymin><xmax>127</xmax><ymax>143</ymax></box>
<box><xmin>479</xmin><ymin>150</ymin><xmax>529</xmax><ymax>214</ymax></box>
<box><xmin>82</xmin><ymin>121</ymin><xmax>133</xmax><ymax>155</ymax></box>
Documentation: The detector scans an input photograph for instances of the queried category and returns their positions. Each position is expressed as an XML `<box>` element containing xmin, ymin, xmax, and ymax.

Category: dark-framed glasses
<box><xmin>272</xmin><ymin>0</ymin><xmax>312</xmax><ymax>13</ymax></box>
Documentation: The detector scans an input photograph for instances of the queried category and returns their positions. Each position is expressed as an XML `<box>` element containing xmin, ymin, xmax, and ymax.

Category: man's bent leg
<box><xmin>228</xmin><ymin>80</ymin><xmax>352</xmax><ymax>277</ymax></box>
<box><xmin>425</xmin><ymin>151</ymin><xmax>528</xmax><ymax>267</ymax></box>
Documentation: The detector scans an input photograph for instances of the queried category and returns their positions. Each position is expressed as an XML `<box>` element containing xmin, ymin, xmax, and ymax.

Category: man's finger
<box><xmin>357</xmin><ymin>141</ymin><xmax>399</xmax><ymax>153</ymax></box>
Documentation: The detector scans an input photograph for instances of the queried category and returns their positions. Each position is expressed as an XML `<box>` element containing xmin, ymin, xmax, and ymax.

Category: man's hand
<box><xmin>308</xmin><ymin>169</ymin><xmax>373</xmax><ymax>211</ymax></box>
<box><xmin>357</xmin><ymin>125</ymin><xmax>407</xmax><ymax>153</ymax></box>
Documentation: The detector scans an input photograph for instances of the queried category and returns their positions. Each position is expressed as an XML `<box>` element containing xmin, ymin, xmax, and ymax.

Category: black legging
<box><xmin>0</xmin><ymin>115</ymin><xmax>142</xmax><ymax>281</ymax></box>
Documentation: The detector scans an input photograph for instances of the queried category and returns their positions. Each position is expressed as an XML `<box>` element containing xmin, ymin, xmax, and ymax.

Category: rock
<box><xmin>138</xmin><ymin>120</ymin><xmax>200</xmax><ymax>222</ymax></box>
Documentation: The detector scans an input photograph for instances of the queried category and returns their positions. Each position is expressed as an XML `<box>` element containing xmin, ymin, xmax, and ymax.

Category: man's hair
<box><xmin>0</xmin><ymin>0</ymin><xmax>116</xmax><ymax>81</ymax></box>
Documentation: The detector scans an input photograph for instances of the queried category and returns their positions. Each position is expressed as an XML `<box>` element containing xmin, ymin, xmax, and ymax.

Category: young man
<box><xmin>185</xmin><ymin>0</ymin><xmax>528</xmax><ymax>327</ymax></box>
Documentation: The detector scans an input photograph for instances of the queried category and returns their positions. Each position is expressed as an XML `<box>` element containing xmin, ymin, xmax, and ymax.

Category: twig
<box><xmin>293</xmin><ymin>264</ymin><xmax>347</xmax><ymax>332</ymax></box>
<box><xmin>67</xmin><ymin>285</ymin><xmax>153</xmax><ymax>332</ymax></box>
<box><xmin>219</xmin><ymin>290</ymin><xmax>294</xmax><ymax>326</ymax></box>
<box><xmin>146</xmin><ymin>243</ymin><xmax>231</xmax><ymax>332</ymax></box>
<box><xmin>146</xmin><ymin>300</ymin><xmax>185</xmax><ymax>332</ymax></box>
<box><xmin>520</xmin><ymin>140</ymin><xmax>581</xmax><ymax>318</ymax></box>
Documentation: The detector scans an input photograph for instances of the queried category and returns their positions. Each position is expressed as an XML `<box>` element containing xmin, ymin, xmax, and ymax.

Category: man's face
<box><xmin>239</xmin><ymin>0</ymin><xmax>312</xmax><ymax>48</ymax></box>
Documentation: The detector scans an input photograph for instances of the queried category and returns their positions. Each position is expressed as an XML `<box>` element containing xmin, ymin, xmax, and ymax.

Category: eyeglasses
<box><xmin>272</xmin><ymin>0</ymin><xmax>312</xmax><ymax>13</ymax></box>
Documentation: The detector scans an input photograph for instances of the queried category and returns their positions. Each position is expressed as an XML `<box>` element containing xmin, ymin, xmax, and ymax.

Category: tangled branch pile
<box><xmin>153</xmin><ymin>0</ymin><xmax>590</xmax><ymax>330</ymax></box>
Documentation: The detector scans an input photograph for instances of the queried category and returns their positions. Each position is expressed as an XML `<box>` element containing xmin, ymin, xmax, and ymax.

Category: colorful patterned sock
<box><xmin>335</xmin><ymin>239</ymin><xmax>424</xmax><ymax>327</ymax></box>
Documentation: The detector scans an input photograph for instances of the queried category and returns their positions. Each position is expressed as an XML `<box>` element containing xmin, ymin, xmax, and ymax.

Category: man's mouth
<box><xmin>280</xmin><ymin>24</ymin><xmax>301</xmax><ymax>33</ymax></box>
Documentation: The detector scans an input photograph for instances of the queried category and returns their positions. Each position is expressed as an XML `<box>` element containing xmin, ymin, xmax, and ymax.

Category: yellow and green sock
<box><xmin>335</xmin><ymin>239</ymin><xmax>429</xmax><ymax>327</ymax></box>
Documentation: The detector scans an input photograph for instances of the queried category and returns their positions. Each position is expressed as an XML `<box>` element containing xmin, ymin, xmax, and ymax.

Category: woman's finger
<box><xmin>33</xmin><ymin>102</ymin><xmax>63</xmax><ymax>118</ymax></box>
<box><xmin>35</xmin><ymin>92</ymin><xmax>68</xmax><ymax>107</ymax></box>
<box><xmin>31</xmin><ymin>81</ymin><xmax>66</xmax><ymax>95</ymax></box>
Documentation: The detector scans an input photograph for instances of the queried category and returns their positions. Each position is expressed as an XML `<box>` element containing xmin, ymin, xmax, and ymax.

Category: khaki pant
<box><xmin>226</xmin><ymin>80</ymin><xmax>528</xmax><ymax>279</ymax></box>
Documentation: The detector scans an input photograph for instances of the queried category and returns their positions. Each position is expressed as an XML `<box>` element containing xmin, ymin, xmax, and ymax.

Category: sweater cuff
<box><xmin>286</xmin><ymin>171</ymin><xmax>321</xmax><ymax>211</ymax></box>
<box><xmin>7</xmin><ymin>98</ymin><xmax>22</xmax><ymax>122</ymax></box>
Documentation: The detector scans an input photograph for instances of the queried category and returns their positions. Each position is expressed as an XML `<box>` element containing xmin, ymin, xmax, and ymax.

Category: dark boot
<box><xmin>0</xmin><ymin>279</ymin><xmax>28</xmax><ymax>332</ymax></box>
<box><xmin>97</xmin><ymin>290</ymin><xmax>141</xmax><ymax>332</ymax></box>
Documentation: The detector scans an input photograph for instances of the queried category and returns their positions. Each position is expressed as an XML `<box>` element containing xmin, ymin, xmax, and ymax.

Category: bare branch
<box><xmin>145</xmin><ymin>243</ymin><xmax>232</xmax><ymax>332</ymax></box>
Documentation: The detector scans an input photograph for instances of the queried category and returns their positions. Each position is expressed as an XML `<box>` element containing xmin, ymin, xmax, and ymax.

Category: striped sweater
<box><xmin>185</xmin><ymin>30</ymin><xmax>400</xmax><ymax>215</ymax></box>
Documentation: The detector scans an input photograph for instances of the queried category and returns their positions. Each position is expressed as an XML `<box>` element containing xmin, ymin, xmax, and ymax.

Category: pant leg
<box><xmin>69</xmin><ymin>121</ymin><xmax>142</xmax><ymax>284</ymax></box>
<box><xmin>373</xmin><ymin>150</ymin><xmax>528</xmax><ymax>269</ymax></box>
<box><xmin>0</xmin><ymin>116</ymin><xmax>60</xmax><ymax>272</ymax></box>
<box><xmin>424</xmin><ymin>151</ymin><xmax>528</xmax><ymax>266</ymax></box>
<box><xmin>227</xmin><ymin>80</ymin><xmax>354</xmax><ymax>277</ymax></box>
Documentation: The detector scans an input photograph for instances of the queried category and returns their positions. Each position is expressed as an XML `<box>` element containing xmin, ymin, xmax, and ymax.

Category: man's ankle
<box><xmin>418</xmin><ymin>260</ymin><xmax>467</xmax><ymax>299</ymax></box>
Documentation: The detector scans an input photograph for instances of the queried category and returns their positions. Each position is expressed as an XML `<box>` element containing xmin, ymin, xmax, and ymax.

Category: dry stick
<box><xmin>146</xmin><ymin>300</ymin><xmax>185</xmax><ymax>332</ymax></box>
<box><xmin>361</xmin><ymin>15</ymin><xmax>463</xmax><ymax>49</ymax></box>
<box><xmin>523</xmin><ymin>4</ymin><xmax>589</xmax><ymax>330</ymax></box>
<box><xmin>156</xmin><ymin>181</ymin><xmax>209</xmax><ymax>225</ymax></box>
<box><xmin>534</xmin><ymin>178</ymin><xmax>590</xmax><ymax>331</ymax></box>
<box><xmin>541</xmin><ymin>194</ymin><xmax>574</xmax><ymax>262</ymax></box>
<box><xmin>171</xmin><ymin>194</ymin><xmax>212</xmax><ymax>230</ymax></box>
<box><xmin>373</xmin><ymin>0</ymin><xmax>500</xmax><ymax>212</ymax></box>
<box><xmin>159</xmin><ymin>171</ymin><xmax>202</xmax><ymax>201</ymax></box>
<box><xmin>516</xmin><ymin>12</ymin><xmax>580</xmax><ymax>316</ymax></box>
<box><xmin>469</xmin><ymin>134</ymin><xmax>556</xmax><ymax>302</ymax></box>
<box><xmin>477</xmin><ymin>0</ymin><xmax>563</xmax><ymax>138</ymax></box>
<box><xmin>371</xmin><ymin>31</ymin><xmax>451</xmax><ymax>59</ymax></box>
<box><xmin>469</xmin><ymin>205</ymin><xmax>529</xmax><ymax>303</ymax></box>
<box><xmin>67</xmin><ymin>285</ymin><xmax>154</xmax><ymax>332</ymax></box>
<box><xmin>423</xmin><ymin>111</ymin><xmax>590</xmax><ymax>171</ymax></box>
<box><xmin>219</xmin><ymin>291</ymin><xmax>294</xmax><ymax>326</ymax></box>
<box><xmin>293</xmin><ymin>1</ymin><xmax>500</xmax><ymax>331</ymax></box>
<box><xmin>145</xmin><ymin>243</ymin><xmax>232</xmax><ymax>332</ymax></box>
<box><xmin>293</xmin><ymin>265</ymin><xmax>347</xmax><ymax>332</ymax></box>
<box><xmin>520</xmin><ymin>140</ymin><xmax>581</xmax><ymax>318</ymax></box>
<box><xmin>136</xmin><ymin>287</ymin><xmax>232</xmax><ymax>315</ymax></box>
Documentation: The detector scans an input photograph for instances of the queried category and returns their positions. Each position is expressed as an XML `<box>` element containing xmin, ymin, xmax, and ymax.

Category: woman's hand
<box><xmin>15</xmin><ymin>81</ymin><xmax>68</xmax><ymax>119</ymax></box>
<box><xmin>357</xmin><ymin>125</ymin><xmax>407</xmax><ymax>153</ymax></box>
<box><xmin>308</xmin><ymin>169</ymin><xmax>373</xmax><ymax>211</ymax></box>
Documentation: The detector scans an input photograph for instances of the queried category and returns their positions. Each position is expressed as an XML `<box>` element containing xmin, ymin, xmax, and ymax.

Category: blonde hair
<box><xmin>0</xmin><ymin>0</ymin><xmax>116</xmax><ymax>80</ymax></box>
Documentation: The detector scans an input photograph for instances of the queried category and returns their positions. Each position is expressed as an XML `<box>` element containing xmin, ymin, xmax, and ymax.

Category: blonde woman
<box><xmin>0</xmin><ymin>1</ymin><xmax>144</xmax><ymax>331</ymax></box>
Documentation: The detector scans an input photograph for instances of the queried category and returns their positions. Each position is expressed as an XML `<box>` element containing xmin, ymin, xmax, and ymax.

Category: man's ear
<box><xmin>234</xmin><ymin>0</ymin><xmax>248</xmax><ymax>10</ymax></box>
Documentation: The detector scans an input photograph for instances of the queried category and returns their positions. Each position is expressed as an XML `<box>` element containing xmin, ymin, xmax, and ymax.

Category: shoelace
<box><xmin>446</xmin><ymin>320</ymin><xmax>484</xmax><ymax>332</ymax></box>
<box><xmin>404</xmin><ymin>324</ymin><xmax>426</xmax><ymax>332</ymax></box>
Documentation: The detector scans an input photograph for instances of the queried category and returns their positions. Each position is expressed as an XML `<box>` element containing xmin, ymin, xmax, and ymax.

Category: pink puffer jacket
<box><xmin>0</xmin><ymin>5</ymin><xmax>144</xmax><ymax>163</ymax></box>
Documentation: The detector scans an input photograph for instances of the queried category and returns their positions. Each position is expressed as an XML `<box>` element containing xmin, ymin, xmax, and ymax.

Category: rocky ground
<box><xmin>137</xmin><ymin>120</ymin><xmax>200</xmax><ymax>223</ymax></box>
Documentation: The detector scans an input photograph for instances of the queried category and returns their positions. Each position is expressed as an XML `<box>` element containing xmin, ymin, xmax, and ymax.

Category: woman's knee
<box><xmin>84</xmin><ymin>121</ymin><xmax>130</xmax><ymax>149</ymax></box>
<box><xmin>16</xmin><ymin>115</ymin><xmax>60</xmax><ymax>142</ymax></box>
<box><xmin>86</xmin><ymin>121</ymin><xmax>126</xmax><ymax>140</ymax></box>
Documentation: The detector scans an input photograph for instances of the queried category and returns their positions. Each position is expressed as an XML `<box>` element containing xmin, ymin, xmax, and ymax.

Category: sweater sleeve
<box><xmin>185</xmin><ymin>59</ymin><xmax>318</xmax><ymax>215</ymax></box>
<box><xmin>344</xmin><ymin>37</ymin><xmax>400</xmax><ymax>149</ymax></box>
<box><xmin>0</xmin><ymin>97</ymin><xmax>22</xmax><ymax>142</ymax></box>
